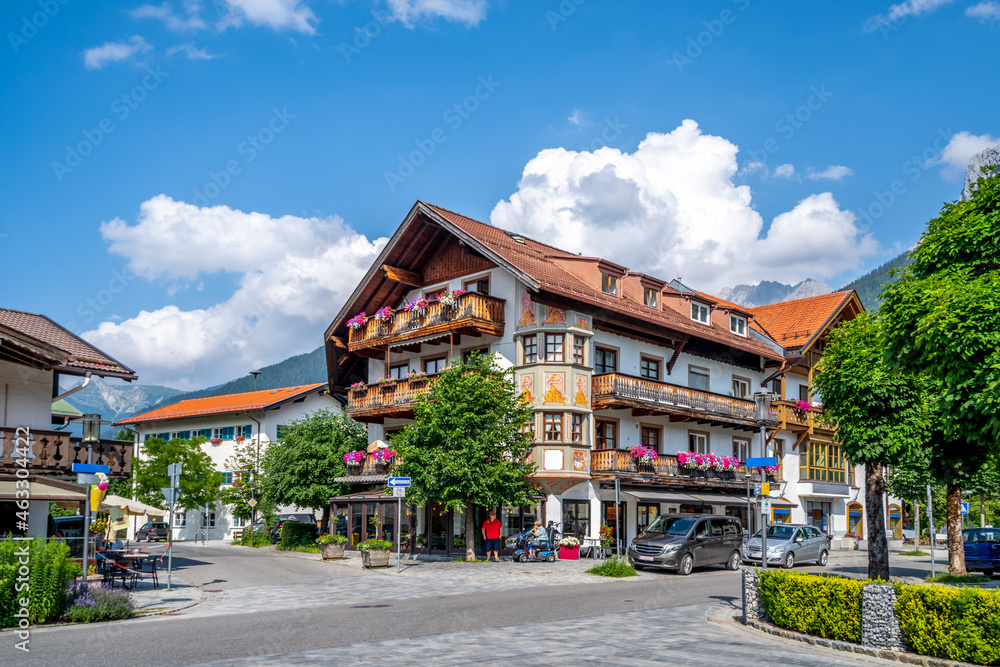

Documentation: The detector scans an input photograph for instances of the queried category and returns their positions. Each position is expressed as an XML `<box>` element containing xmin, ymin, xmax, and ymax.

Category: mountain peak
<box><xmin>717</xmin><ymin>279</ymin><xmax>832</xmax><ymax>309</ymax></box>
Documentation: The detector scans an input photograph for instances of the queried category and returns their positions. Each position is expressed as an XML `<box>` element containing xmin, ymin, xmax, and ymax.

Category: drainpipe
<box><xmin>53</xmin><ymin>371</ymin><xmax>92</xmax><ymax>403</ymax></box>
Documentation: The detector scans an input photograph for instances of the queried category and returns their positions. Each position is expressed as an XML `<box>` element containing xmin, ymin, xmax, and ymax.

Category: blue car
<box><xmin>963</xmin><ymin>528</ymin><xmax>1000</xmax><ymax>577</ymax></box>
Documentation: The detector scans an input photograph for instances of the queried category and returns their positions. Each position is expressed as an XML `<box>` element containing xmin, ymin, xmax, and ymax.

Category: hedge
<box><xmin>757</xmin><ymin>570</ymin><xmax>865</xmax><ymax>643</ymax></box>
<box><xmin>1</xmin><ymin>537</ymin><xmax>79</xmax><ymax>627</ymax></box>
<box><xmin>895</xmin><ymin>584</ymin><xmax>1000</xmax><ymax>665</ymax></box>
<box><xmin>279</xmin><ymin>521</ymin><xmax>318</xmax><ymax>549</ymax></box>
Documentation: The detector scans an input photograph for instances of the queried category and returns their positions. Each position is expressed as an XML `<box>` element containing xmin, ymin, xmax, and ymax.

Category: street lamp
<box><xmin>248</xmin><ymin>370</ymin><xmax>262</xmax><ymax>524</ymax></box>
<box><xmin>752</xmin><ymin>391</ymin><xmax>777</xmax><ymax>569</ymax></box>
<box><xmin>74</xmin><ymin>413</ymin><xmax>108</xmax><ymax>591</ymax></box>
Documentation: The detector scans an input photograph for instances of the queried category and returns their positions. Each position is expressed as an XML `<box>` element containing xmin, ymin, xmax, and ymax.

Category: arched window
<box><xmin>847</xmin><ymin>502</ymin><xmax>864</xmax><ymax>538</ymax></box>
<box><xmin>888</xmin><ymin>504</ymin><xmax>903</xmax><ymax>540</ymax></box>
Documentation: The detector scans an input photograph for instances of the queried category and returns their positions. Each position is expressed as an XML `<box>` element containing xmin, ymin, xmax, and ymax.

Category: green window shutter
<box><xmin>179</xmin><ymin>430</ymin><xmax>191</xmax><ymax>440</ymax></box>
<box><xmin>199</xmin><ymin>429</ymin><xmax>212</xmax><ymax>439</ymax></box>
<box><xmin>247</xmin><ymin>424</ymin><xmax>253</xmax><ymax>437</ymax></box>
<box><xmin>222</xmin><ymin>426</ymin><xmax>234</xmax><ymax>440</ymax></box>
<box><xmin>157</xmin><ymin>432</ymin><xmax>169</xmax><ymax>440</ymax></box>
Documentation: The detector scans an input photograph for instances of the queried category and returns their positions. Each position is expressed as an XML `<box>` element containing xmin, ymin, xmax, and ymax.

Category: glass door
<box><xmin>636</xmin><ymin>503</ymin><xmax>659</xmax><ymax>534</ymax></box>
<box><xmin>429</xmin><ymin>503</ymin><xmax>449</xmax><ymax>553</ymax></box>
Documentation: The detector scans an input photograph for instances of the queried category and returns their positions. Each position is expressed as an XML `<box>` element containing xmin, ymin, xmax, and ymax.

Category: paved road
<box><xmin>10</xmin><ymin>544</ymin><xmax>935</xmax><ymax>667</ymax></box>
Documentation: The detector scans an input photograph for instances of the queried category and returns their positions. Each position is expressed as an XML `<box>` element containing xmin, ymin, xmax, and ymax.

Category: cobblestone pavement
<box><xmin>187</xmin><ymin>602</ymin><xmax>889</xmax><ymax>666</ymax></box>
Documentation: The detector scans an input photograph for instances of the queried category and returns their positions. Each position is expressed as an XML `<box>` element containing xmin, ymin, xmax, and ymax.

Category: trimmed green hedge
<box><xmin>757</xmin><ymin>570</ymin><xmax>864</xmax><ymax>642</ymax></box>
<box><xmin>895</xmin><ymin>585</ymin><xmax>1000</xmax><ymax>665</ymax></box>
<box><xmin>279</xmin><ymin>521</ymin><xmax>318</xmax><ymax>549</ymax></box>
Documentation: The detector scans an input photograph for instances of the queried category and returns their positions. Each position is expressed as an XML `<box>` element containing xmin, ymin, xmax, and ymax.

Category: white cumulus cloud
<box><xmin>806</xmin><ymin>165</ymin><xmax>854</xmax><ymax>181</ymax></box>
<box><xmin>864</xmin><ymin>0</ymin><xmax>957</xmax><ymax>31</ymax></box>
<box><xmin>166</xmin><ymin>43</ymin><xmax>218</xmax><ymax>60</ymax></box>
<box><xmin>86</xmin><ymin>196</ymin><xmax>386</xmax><ymax>388</ymax></box>
<box><xmin>83</xmin><ymin>36</ymin><xmax>153</xmax><ymax>70</ymax></box>
<box><xmin>131</xmin><ymin>2</ymin><xmax>207</xmax><ymax>31</ymax></box>
<box><xmin>967</xmin><ymin>2</ymin><xmax>1000</xmax><ymax>22</ymax></box>
<box><xmin>218</xmin><ymin>0</ymin><xmax>318</xmax><ymax>34</ymax></box>
<box><xmin>385</xmin><ymin>0</ymin><xmax>489</xmax><ymax>27</ymax></box>
<box><xmin>490</xmin><ymin>120</ymin><xmax>878</xmax><ymax>292</ymax></box>
<box><xmin>932</xmin><ymin>130</ymin><xmax>999</xmax><ymax>181</ymax></box>
<box><xmin>773</xmin><ymin>163</ymin><xmax>796</xmax><ymax>179</ymax></box>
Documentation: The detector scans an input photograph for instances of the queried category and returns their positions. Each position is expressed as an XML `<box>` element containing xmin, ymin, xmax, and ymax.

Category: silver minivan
<box><xmin>743</xmin><ymin>524</ymin><xmax>830</xmax><ymax>568</ymax></box>
<box><xmin>627</xmin><ymin>514</ymin><xmax>743</xmax><ymax>575</ymax></box>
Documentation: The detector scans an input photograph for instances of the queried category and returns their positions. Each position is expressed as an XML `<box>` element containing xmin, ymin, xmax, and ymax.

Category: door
<box><xmin>709</xmin><ymin>518</ymin><xmax>730</xmax><ymax>564</ymax></box>
<box><xmin>689</xmin><ymin>519</ymin><xmax>712</xmax><ymax>564</ymax></box>
<box><xmin>808</xmin><ymin>526</ymin><xmax>826</xmax><ymax>558</ymax></box>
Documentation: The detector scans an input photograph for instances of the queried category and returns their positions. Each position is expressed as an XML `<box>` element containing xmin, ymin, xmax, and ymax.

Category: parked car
<box><xmin>270</xmin><ymin>513</ymin><xmax>317</xmax><ymax>543</ymax></box>
<box><xmin>626</xmin><ymin>514</ymin><xmax>743</xmax><ymax>575</ymax></box>
<box><xmin>963</xmin><ymin>528</ymin><xmax>1000</xmax><ymax>577</ymax></box>
<box><xmin>135</xmin><ymin>521</ymin><xmax>170</xmax><ymax>542</ymax></box>
<box><xmin>743</xmin><ymin>524</ymin><xmax>829</xmax><ymax>568</ymax></box>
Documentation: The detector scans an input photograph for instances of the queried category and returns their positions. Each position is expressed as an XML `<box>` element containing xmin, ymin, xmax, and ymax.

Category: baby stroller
<box><xmin>512</xmin><ymin>530</ymin><xmax>556</xmax><ymax>562</ymax></box>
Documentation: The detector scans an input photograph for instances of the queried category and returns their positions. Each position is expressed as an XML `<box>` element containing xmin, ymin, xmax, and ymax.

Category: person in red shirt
<box><xmin>481</xmin><ymin>511</ymin><xmax>502</xmax><ymax>562</ymax></box>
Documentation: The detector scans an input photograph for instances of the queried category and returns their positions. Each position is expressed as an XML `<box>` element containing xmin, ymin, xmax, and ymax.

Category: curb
<box><xmin>744</xmin><ymin>618</ymin><xmax>982</xmax><ymax>667</ymax></box>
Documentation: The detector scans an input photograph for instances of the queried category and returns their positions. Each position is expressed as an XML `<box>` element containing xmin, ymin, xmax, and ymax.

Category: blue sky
<box><xmin>1</xmin><ymin>0</ymin><xmax>998</xmax><ymax>389</ymax></box>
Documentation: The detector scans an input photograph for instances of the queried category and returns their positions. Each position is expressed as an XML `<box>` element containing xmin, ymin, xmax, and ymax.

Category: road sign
<box><xmin>167</xmin><ymin>462</ymin><xmax>182</xmax><ymax>487</ymax></box>
<box><xmin>72</xmin><ymin>463</ymin><xmax>110</xmax><ymax>474</ymax></box>
<box><xmin>754</xmin><ymin>482</ymin><xmax>771</xmax><ymax>496</ymax></box>
<box><xmin>161</xmin><ymin>487</ymin><xmax>178</xmax><ymax>507</ymax></box>
<box><xmin>961</xmin><ymin>502</ymin><xmax>969</xmax><ymax>515</ymax></box>
<box><xmin>746</xmin><ymin>457</ymin><xmax>777</xmax><ymax>469</ymax></box>
<box><xmin>76</xmin><ymin>473</ymin><xmax>100</xmax><ymax>486</ymax></box>
<box><xmin>393</xmin><ymin>486</ymin><xmax>406</xmax><ymax>498</ymax></box>
<box><xmin>761</xmin><ymin>498</ymin><xmax>771</xmax><ymax>515</ymax></box>
<box><xmin>248</xmin><ymin>498</ymin><xmax>258</xmax><ymax>507</ymax></box>
<box><xmin>387</xmin><ymin>477</ymin><xmax>411</xmax><ymax>487</ymax></box>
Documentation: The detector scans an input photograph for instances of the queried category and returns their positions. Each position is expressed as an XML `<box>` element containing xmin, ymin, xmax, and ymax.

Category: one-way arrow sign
<box><xmin>387</xmin><ymin>477</ymin><xmax>411</xmax><ymax>487</ymax></box>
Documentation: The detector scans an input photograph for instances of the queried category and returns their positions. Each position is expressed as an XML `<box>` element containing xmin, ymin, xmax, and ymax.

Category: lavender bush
<box><xmin>65</xmin><ymin>583</ymin><xmax>134</xmax><ymax>623</ymax></box>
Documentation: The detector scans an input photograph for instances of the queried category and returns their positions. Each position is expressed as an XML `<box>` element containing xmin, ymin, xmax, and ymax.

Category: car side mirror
<box><xmin>696</xmin><ymin>534</ymin><xmax>707</xmax><ymax>541</ymax></box>
<box><xmin>794</xmin><ymin>537</ymin><xmax>803</xmax><ymax>543</ymax></box>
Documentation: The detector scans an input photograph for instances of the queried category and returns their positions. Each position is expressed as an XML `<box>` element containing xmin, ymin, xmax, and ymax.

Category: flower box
<box><xmin>840</xmin><ymin>536</ymin><xmax>860</xmax><ymax>550</ymax></box>
<box><xmin>559</xmin><ymin>545</ymin><xmax>580</xmax><ymax>560</ymax></box>
<box><xmin>321</xmin><ymin>543</ymin><xmax>346</xmax><ymax>560</ymax></box>
<box><xmin>361</xmin><ymin>550</ymin><xmax>390</xmax><ymax>568</ymax></box>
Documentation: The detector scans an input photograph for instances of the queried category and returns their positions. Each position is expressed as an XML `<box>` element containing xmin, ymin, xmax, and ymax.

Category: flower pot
<box><xmin>361</xmin><ymin>549</ymin><xmax>390</xmax><ymax>568</ymax></box>
<box><xmin>840</xmin><ymin>537</ymin><xmax>859</xmax><ymax>550</ymax></box>
<box><xmin>559</xmin><ymin>545</ymin><xmax>580</xmax><ymax>560</ymax></box>
<box><xmin>347</xmin><ymin>463</ymin><xmax>362</xmax><ymax>475</ymax></box>
<box><xmin>321</xmin><ymin>543</ymin><xmax>346</xmax><ymax>560</ymax></box>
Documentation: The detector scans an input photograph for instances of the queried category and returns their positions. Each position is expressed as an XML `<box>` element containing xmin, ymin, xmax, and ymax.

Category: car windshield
<box><xmin>753</xmin><ymin>525</ymin><xmax>796</xmax><ymax>540</ymax></box>
<box><xmin>964</xmin><ymin>529</ymin><xmax>1000</xmax><ymax>543</ymax></box>
<box><xmin>644</xmin><ymin>517</ymin><xmax>698</xmax><ymax>536</ymax></box>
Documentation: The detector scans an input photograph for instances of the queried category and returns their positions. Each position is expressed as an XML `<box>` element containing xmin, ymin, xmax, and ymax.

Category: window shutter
<box><xmin>200</xmin><ymin>429</ymin><xmax>212</xmax><ymax>439</ymax></box>
<box><xmin>179</xmin><ymin>430</ymin><xmax>191</xmax><ymax>440</ymax></box>
<box><xmin>222</xmin><ymin>426</ymin><xmax>234</xmax><ymax>440</ymax></box>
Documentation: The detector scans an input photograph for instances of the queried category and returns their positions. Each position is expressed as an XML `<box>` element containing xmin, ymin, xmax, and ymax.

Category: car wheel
<box><xmin>983</xmin><ymin>569</ymin><xmax>995</xmax><ymax>578</ymax></box>
<box><xmin>545</xmin><ymin>554</ymin><xmax>555</xmax><ymax>562</ymax></box>
<box><xmin>818</xmin><ymin>550</ymin><xmax>828</xmax><ymax>567</ymax></box>
<box><xmin>678</xmin><ymin>553</ymin><xmax>694</xmax><ymax>576</ymax></box>
<box><xmin>783</xmin><ymin>552</ymin><xmax>795</xmax><ymax>569</ymax></box>
<box><xmin>726</xmin><ymin>551</ymin><xmax>741</xmax><ymax>571</ymax></box>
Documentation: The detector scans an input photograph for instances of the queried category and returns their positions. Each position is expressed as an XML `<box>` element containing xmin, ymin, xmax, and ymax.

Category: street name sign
<box><xmin>388</xmin><ymin>477</ymin><xmax>411</xmax><ymax>487</ymax></box>
<box><xmin>72</xmin><ymin>463</ymin><xmax>110</xmax><ymax>474</ymax></box>
<box><xmin>746</xmin><ymin>457</ymin><xmax>777</xmax><ymax>468</ymax></box>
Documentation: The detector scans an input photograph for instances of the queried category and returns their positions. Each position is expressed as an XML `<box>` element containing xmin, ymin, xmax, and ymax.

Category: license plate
<box><xmin>639</xmin><ymin>555</ymin><xmax>653</xmax><ymax>561</ymax></box>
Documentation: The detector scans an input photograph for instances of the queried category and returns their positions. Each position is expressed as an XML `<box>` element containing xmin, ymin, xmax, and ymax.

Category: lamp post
<box><xmin>753</xmin><ymin>391</ymin><xmax>777</xmax><ymax>569</ymax></box>
<box><xmin>78</xmin><ymin>414</ymin><xmax>102</xmax><ymax>591</ymax></box>
<box><xmin>248</xmin><ymin>370</ymin><xmax>262</xmax><ymax>524</ymax></box>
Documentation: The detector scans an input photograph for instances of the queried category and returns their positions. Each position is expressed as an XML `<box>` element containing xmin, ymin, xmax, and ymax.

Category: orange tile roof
<box><xmin>748</xmin><ymin>291</ymin><xmax>854</xmax><ymax>349</ymax></box>
<box><xmin>117</xmin><ymin>383</ymin><xmax>327</xmax><ymax>425</ymax></box>
<box><xmin>419</xmin><ymin>202</ymin><xmax>783</xmax><ymax>361</ymax></box>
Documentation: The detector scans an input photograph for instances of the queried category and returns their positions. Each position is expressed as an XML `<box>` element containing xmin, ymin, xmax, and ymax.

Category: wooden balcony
<box><xmin>773</xmin><ymin>401</ymin><xmax>834</xmax><ymax>435</ymax></box>
<box><xmin>592</xmin><ymin>373</ymin><xmax>775</xmax><ymax>430</ymax></box>
<box><xmin>0</xmin><ymin>427</ymin><xmax>132</xmax><ymax>478</ymax></box>
<box><xmin>590</xmin><ymin>449</ymin><xmax>773</xmax><ymax>488</ymax></box>
<box><xmin>346</xmin><ymin>378</ymin><xmax>431</xmax><ymax>423</ymax></box>
<box><xmin>347</xmin><ymin>292</ymin><xmax>505</xmax><ymax>355</ymax></box>
<box><xmin>336</xmin><ymin>453</ymin><xmax>395</xmax><ymax>483</ymax></box>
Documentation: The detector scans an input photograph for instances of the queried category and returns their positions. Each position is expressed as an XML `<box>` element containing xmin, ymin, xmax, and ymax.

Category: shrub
<box><xmin>357</xmin><ymin>539</ymin><xmax>393</xmax><ymax>552</ymax></box>
<box><xmin>279</xmin><ymin>522</ymin><xmax>318</xmax><ymax>549</ymax></box>
<box><xmin>1</xmin><ymin>537</ymin><xmax>78</xmax><ymax>628</ymax></box>
<box><xmin>896</xmin><ymin>584</ymin><xmax>1000</xmax><ymax>665</ymax></box>
<box><xmin>64</xmin><ymin>584</ymin><xmax>134</xmax><ymax>623</ymax></box>
<box><xmin>316</xmin><ymin>533</ymin><xmax>348</xmax><ymax>545</ymax></box>
<box><xmin>757</xmin><ymin>571</ymin><xmax>864</xmax><ymax>643</ymax></box>
<box><xmin>587</xmin><ymin>556</ymin><xmax>637</xmax><ymax>578</ymax></box>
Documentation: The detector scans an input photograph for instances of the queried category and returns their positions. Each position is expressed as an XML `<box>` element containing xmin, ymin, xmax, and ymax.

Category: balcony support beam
<box><xmin>382</xmin><ymin>264</ymin><xmax>425</xmax><ymax>287</ymax></box>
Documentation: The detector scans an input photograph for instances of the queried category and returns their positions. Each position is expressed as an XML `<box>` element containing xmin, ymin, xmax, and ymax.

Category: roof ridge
<box><xmin>174</xmin><ymin>381</ymin><xmax>326</xmax><ymax>403</ymax></box>
<box><xmin>420</xmin><ymin>201</ymin><xmax>575</xmax><ymax>258</ymax></box>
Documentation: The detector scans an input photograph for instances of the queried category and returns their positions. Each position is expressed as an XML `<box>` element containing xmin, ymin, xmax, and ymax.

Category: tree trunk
<box><xmin>409</xmin><ymin>504</ymin><xmax>417</xmax><ymax>557</ymax></box>
<box><xmin>321</xmin><ymin>505</ymin><xmax>331</xmax><ymax>536</ymax></box>
<box><xmin>465</xmin><ymin>506</ymin><xmax>477</xmax><ymax>561</ymax></box>
<box><xmin>913</xmin><ymin>498</ymin><xmax>920</xmax><ymax>549</ymax></box>
<box><xmin>946</xmin><ymin>483</ymin><xmax>967</xmax><ymax>575</ymax></box>
<box><xmin>865</xmin><ymin>462</ymin><xmax>890</xmax><ymax>580</ymax></box>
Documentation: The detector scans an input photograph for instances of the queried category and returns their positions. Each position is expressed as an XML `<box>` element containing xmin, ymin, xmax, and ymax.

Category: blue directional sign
<box><xmin>72</xmin><ymin>463</ymin><xmax>110</xmax><ymax>474</ymax></box>
<box><xmin>961</xmin><ymin>502</ymin><xmax>969</xmax><ymax>515</ymax></box>
<box><xmin>746</xmin><ymin>457</ymin><xmax>778</xmax><ymax>469</ymax></box>
<box><xmin>387</xmin><ymin>477</ymin><xmax>411</xmax><ymax>487</ymax></box>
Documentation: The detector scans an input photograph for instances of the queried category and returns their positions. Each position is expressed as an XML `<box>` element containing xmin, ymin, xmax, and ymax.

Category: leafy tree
<box><xmin>880</xmin><ymin>170</ymin><xmax>1000</xmax><ymax>574</ymax></box>
<box><xmin>262</xmin><ymin>408</ymin><xmax>366</xmax><ymax>531</ymax></box>
<box><xmin>392</xmin><ymin>353</ymin><xmax>538</xmax><ymax>561</ymax></box>
<box><xmin>812</xmin><ymin>312</ymin><xmax>931</xmax><ymax>579</ymax></box>
<box><xmin>133</xmin><ymin>436</ymin><xmax>221</xmax><ymax>512</ymax></box>
<box><xmin>222</xmin><ymin>440</ymin><xmax>269</xmax><ymax>524</ymax></box>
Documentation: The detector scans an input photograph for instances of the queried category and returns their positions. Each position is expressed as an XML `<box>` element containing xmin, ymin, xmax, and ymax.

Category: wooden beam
<box><xmin>666</xmin><ymin>340</ymin><xmax>687</xmax><ymax>376</ymax></box>
<box><xmin>331</xmin><ymin>336</ymin><xmax>348</xmax><ymax>349</ymax></box>
<box><xmin>791</xmin><ymin>430</ymin><xmax>809</xmax><ymax>451</ymax></box>
<box><xmin>382</xmin><ymin>264</ymin><xmax>425</xmax><ymax>287</ymax></box>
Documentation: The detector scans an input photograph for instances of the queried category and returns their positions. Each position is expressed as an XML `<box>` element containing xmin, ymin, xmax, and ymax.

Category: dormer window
<box><xmin>601</xmin><ymin>273</ymin><xmax>619</xmax><ymax>296</ymax></box>
<box><xmin>691</xmin><ymin>301</ymin><xmax>710</xmax><ymax>324</ymax></box>
<box><xmin>643</xmin><ymin>287</ymin><xmax>658</xmax><ymax>308</ymax></box>
<box><xmin>730</xmin><ymin>314</ymin><xmax>747</xmax><ymax>336</ymax></box>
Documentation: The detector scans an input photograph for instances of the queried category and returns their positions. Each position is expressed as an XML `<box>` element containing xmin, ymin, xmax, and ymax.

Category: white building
<box><xmin>322</xmin><ymin>201</ymin><xmax>897</xmax><ymax>556</ymax></box>
<box><xmin>118</xmin><ymin>383</ymin><xmax>341</xmax><ymax>541</ymax></box>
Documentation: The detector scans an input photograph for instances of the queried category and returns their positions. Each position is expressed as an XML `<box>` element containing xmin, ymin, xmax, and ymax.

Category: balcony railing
<box><xmin>348</xmin><ymin>292</ymin><xmax>505</xmax><ymax>351</ymax></box>
<box><xmin>345</xmin><ymin>453</ymin><xmax>394</xmax><ymax>478</ymax></box>
<box><xmin>346</xmin><ymin>378</ymin><xmax>432</xmax><ymax>421</ymax></box>
<box><xmin>592</xmin><ymin>373</ymin><xmax>775</xmax><ymax>426</ymax></box>
<box><xmin>773</xmin><ymin>401</ymin><xmax>833</xmax><ymax>433</ymax></box>
<box><xmin>0</xmin><ymin>427</ymin><xmax>132</xmax><ymax>477</ymax></box>
<box><xmin>590</xmin><ymin>449</ymin><xmax>778</xmax><ymax>485</ymax></box>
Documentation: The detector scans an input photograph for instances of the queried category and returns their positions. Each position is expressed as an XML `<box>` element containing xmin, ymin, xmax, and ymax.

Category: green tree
<box><xmin>222</xmin><ymin>440</ymin><xmax>268</xmax><ymax>524</ymax></box>
<box><xmin>392</xmin><ymin>353</ymin><xmax>538</xmax><ymax>561</ymax></box>
<box><xmin>133</xmin><ymin>436</ymin><xmax>221</xmax><ymax>512</ymax></box>
<box><xmin>262</xmin><ymin>408</ymin><xmax>367</xmax><ymax>531</ymax></box>
<box><xmin>812</xmin><ymin>311</ymin><xmax>931</xmax><ymax>579</ymax></box>
<box><xmin>880</xmin><ymin>170</ymin><xmax>1000</xmax><ymax>574</ymax></box>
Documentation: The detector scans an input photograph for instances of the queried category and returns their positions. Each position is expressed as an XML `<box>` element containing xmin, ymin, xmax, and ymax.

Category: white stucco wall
<box><xmin>0</xmin><ymin>360</ymin><xmax>54</xmax><ymax>430</ymax></box>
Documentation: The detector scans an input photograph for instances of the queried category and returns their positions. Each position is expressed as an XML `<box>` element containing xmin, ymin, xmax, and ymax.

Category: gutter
<box><xmin>53</xmin><ymin>371</ymin><xmax>91</xmax><ymax>403</ymax></box>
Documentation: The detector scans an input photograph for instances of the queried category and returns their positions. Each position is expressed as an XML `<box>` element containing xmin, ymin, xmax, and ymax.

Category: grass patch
<box><xmin>587</xmin><ymin>556</ymin><xmax>637</xmax><ymax>578</ymax></box>
<box><xmin>275</xmin><ymin>545</ymin><xmax>321</xmax><ymax>554</ymax></box>
<box><xmin>925</xmin><ymin>573</ymin><xmax>992</xmax><ymax>584</ymax></box>
<box><xmin>899</xmin><ymin>550</ymin><xmax>930</xmax><ymax>557</ymax></box>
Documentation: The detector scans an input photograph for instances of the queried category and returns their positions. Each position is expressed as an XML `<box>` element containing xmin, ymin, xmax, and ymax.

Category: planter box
<box><xmin>888</xmin><ymin>539</ymin><xmax>904</xmax><ymax>549</ymax></box>
<box><xmin>361</xmin><ymin>550</ymin><xmax>390</xmax><ymax>568</ymax></box>
<box><xmin>840</xmin><ymin>537</ymin><xmax>860</xmax><ymax>550</ymax></box>
<box><xmin>559</xmin><ymin>545</ymin><xmax>580</xmax><ymax>560</ymax></box>
<box><xmin>321</xmin><ymin>543</ymin><xmax>346</xmax><ymax>560</ymax></box>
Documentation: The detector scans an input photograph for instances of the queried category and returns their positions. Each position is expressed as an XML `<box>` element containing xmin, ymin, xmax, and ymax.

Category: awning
<box><xmin>0</xmin><ymin>476</ymin><xmax>86</xmax><ymax>502</ymax></box>
<box><xmin>100</xmin><ymin>494</ymin><xmax>167</xmax><ymax>516</ymax></box>
<box><xmin>621</xmin><ymin>489</ymin><xmax>698</xmax><ymax>504</ymax></box>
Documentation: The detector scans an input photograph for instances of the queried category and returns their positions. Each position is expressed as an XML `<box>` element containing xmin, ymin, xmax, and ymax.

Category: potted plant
<box><xmin>358</xmin><ymin>538</ymin><xmax>393</xmax><ymax>568</ymax></box>
<box><xmin>372</xmin><ymin>306</ymin><xmax>394</xmax><ymax>323</ymax></box>
<box><xmin>404</xmin><ymin>297</ymin><xmax>430</xmax><ymax>315</ymax></box>
<box><xmin>344</xmin><ymin>450</ymin><xmax>365</xmax><ymax>472</ymax></box>
<box><xmin>792</xmin><ymin>399</ymin><xmax>811</xmax><ymax>420</ymax></box>
<box><xmin>372</xmin><ymin>447</ymin><xmax>395</xmax><ymax>472</ymax></box>
<box><xmin>377</xmin><ymin>376</ymin><xmax>397</xmax><ymax>388</ymax></box>
<box><xmin>317</xmin><ymin>533</ymin><xmax>348</xmax><ymax>560</ymax></box>
<box><xmin>599</xmin><ymin>525</ymin><xmax>614</xmax><ymax>557</ymax></box>
<box><xmin>436</xmin><ymin>288</ymin><xmax>466</xmax><ymax>308</ymax></box>
<box><xmin>349</xmin><ymin>381</ymin><xmax>367</xmax><ymax>394</ymax></box>
<box><xmin>629</xmin><ymin>444</ymin><xmax>658</xmax><ymax>473</ymax></box>
<box><xmin>558</xmin><ymin>536</ymin><xmax>580</xmax><ymax>560</ymax></box>
<box><xmin>347</xmin><ymin>312</ymin><xmax>367</xmax><ymax>330</ymax></box>
<box><xmin>841</xmin><ymin>532</ymin><xmax>861</xmax><ymax>550</ymax></box>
